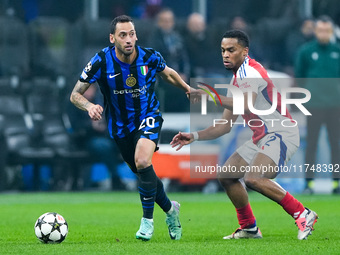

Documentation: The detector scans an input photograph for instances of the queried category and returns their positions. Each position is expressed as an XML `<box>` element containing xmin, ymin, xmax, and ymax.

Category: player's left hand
<box><xmin>170</xmin><ymin>132</ymin><xmax>194</xmax><ymax>151</ymax></box>
<box><xmin>186</xmin><ymin>88</ymin><xmax>201</xmax><ymax>104</ymax></box>
<box><xmin>196</xmin><ymin>83</ymin><xmax>212</xmax><ymax>95</ymax></box>
<box><xmin>187</xmin><ymin>82</ymin><xmax>215</xmax><ymax>98</ymax></box>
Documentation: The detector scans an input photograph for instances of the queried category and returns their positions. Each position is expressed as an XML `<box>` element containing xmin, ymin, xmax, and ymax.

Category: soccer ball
<box><xmin>34</xmin><ymin>212</ymin><xmax>68</xmax><ymax>243</ymax></box>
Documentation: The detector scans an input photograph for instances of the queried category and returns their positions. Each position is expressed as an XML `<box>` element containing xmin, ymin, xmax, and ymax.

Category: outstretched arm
<box><xmin>158</xmin><ymin>66</ymin><xmax>191</xmax><ymax>93</ymax></box>
<box><xmin>190</xmin><ymin>84</ymin><xmax>257</xmax><ymax>114</ymax></box>
<box><xmin>170</xmin><ymin>109</ymin><xmax>238</xmax><ymax>151</ymax></box>
<box><xmin>70</xmin><ymin>80</ymin><xmax>103</xmax><ymax>121</ymax></box>
<box><xmin>218</xmin><ymin>92</ymin><xmax>257</xmax><ymax>114</ymax></box>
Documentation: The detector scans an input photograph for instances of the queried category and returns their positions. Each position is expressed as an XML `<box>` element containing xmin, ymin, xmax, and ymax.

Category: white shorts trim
<box><xmin>236</xmin><ymin>133</ymin><xmax>298</xmax><ymax>167</ymax></box>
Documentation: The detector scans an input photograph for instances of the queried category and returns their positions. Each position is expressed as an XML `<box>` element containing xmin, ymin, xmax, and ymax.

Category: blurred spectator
<box><xmin>229</xmin><ymin>16</ymin><xmax>262</xmax><ymax>65</ymax></box>
<box><xmin>255</xmin><ymin>0</ymin><xmax>299</xmax><ymax>70</ymax></box>
<box><xmin>285</xmin><ymin>18</ymin><xmax>315</xmax><ymax>75</ymax></box>
<box><xmin>295</xmin><ymin>15</ymin><xmax>340</xmax><ymax>194</ymax></box>
<box><xmin>144</xmin><ymin>0</ymin><xmax>162</xmax><ymax>19</ymax></box>
<box><xmin>230</xmin><ymin>16</ymin><xmax>248</xmax><ymax>31</ymax></box>
<box><xmin>148</xmin><ymin>8</ymin><xmax>189</xmax><ymax>112</ymax></box>
<box><xmin>148</xmin><ymin>8</ymin><xmax>189</xmax><ymax>78</ymax></box>
<box><xmin>183</xmin><ymin>13</ymin><xmax>220</xmax><ymax>78</ymax></box>
<box><xmin>210</xmin><ymin>0</ymin><xmax>264</xmax><ymax>24</ymax></box>
<box><xmin>267</xmin><ymin>0</ymin><xmax>299</xmax><ymax>19</ymax></box>
<box><xmin>67</xmin><ymin>85</ymin><xmax>125</xmax><ymax>190</ymax></box>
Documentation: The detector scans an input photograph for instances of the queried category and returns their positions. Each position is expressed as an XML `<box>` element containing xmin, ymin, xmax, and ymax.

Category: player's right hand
<box><xmin>87</xmin><ymin>104</ymin><xmax>103</xmax><ymax>121</ymax></box>
<box><xmin>170</xmin><ymin>132</ymin><xmax>194</xmax><ymax>151</ymax></box>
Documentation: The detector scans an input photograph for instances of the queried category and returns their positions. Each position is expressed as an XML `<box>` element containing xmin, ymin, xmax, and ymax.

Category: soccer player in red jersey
<box><xmin>171</xmin><ymin>30</ymin><xmax>318</xmax><ymax>240</ymax></box>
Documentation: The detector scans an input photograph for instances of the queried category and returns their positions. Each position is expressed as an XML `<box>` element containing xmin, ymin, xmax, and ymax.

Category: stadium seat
<box><xmin>71</xmin><ymin>18</ymin><xmax>112</xmax><ymax>73</ymax></box>
<box><xmin>0</xmin><ymin>16</ymin><xmax>29</xmax><ymax>78</ymax></box>
<box><xmin>0</xmin><ymin>80</ymin><xmax>56</xmax><ymax>190</ymax></box>
<box><xmin>43</xmin><ymin>118</ymin><xmax>91</xmax><ymax>190</ymax></box>
<box><xmin>0</xmin><ymin>78</ymin><xmax>31</xmax><ymax>133</ymax></box>
<box><xmin>29</xmin><ymin>17</ymin><xmax>73</xmax><ymax>79</ymax></box>
<box><xmin>4</xmin><ymin>126</ymin><xmax>56</xmax><ymax>190</ymax></box>
<box><xmin>25</xmin><ymin>78</ymin><xmax>92</xmax><ymax>190</ymax></box>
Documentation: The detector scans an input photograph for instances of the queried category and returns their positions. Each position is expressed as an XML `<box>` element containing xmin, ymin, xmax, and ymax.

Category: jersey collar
<box><xmin>112</xmin><ymin>45</ymin><xmax>140</xmax><ymax>66</ymax></box>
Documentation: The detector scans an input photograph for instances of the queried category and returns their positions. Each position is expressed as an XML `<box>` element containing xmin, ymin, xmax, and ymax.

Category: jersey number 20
<box><xmin>139</xmin><ymin>117</ymin><xmax>155</xmax><ymax>130</ymax></box>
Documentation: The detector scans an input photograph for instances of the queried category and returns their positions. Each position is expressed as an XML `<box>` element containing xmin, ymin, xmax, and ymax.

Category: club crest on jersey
<box><xmin>126</xmin><ymin>74</ymin><xmax>136</xmax><ymax>87</ymax></box>
<box><xmin>140</xmin><ymin>65</ymin><xmax>148</xmax><ymax>76</ymax></box>
<box><xmin>85</xmin><ymin>61</ymin><xmax>92</xmax><ymax>72</ymax></box>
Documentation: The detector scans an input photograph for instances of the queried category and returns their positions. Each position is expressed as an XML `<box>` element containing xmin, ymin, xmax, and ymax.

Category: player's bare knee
<box><xmin>244</xmin><ymin>176</ymin><xmax>260</xmax><ymax>190</ymax></box>
<box><xmin>135</xmin><ymin>157</ymin><xmax>151</xmax><ymax>170</ymax></box>
<box><xmin>218</xmin><ymin>177</ymin><xmax>235</xmax><ymax>189</ymax></box>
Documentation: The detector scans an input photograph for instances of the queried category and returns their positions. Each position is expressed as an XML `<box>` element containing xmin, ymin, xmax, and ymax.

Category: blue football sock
<box><xmin>155</xmin><ymin>177</ymin><xmax>172</xmax><ymax>213</ymax></box>
<box><xmin>137</xmin><ymin>165</ymin><xmax>157</xmax><ymax>219</ymax></box>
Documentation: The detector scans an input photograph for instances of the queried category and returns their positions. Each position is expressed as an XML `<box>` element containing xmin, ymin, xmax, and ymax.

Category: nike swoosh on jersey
<box><xmin>144</xmin><ymin>131</ymin><xmax>154</xmax><ymax>134</ymax></box>
<box><xmin>109</xmin><ymin>73</ymin><xmax>121</xmax><ymax>78</ymax></box>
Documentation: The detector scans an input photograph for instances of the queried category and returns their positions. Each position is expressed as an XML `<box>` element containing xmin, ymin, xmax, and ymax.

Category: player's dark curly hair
<box><xmin>223</xmin><ymin>30</ymin><xmax>249</xmax><ymax>48</ymax></box>
<box><xmin>110</xmin><ymin>15</ymin><xmax>134</xmax><ymax>34</ymax></box>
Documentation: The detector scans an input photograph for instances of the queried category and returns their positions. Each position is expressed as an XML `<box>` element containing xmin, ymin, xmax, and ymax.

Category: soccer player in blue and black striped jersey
<box><xmin>70</xmin><ymin>15</ymin><xmax>191</xmax><ymax>241</ymax></box>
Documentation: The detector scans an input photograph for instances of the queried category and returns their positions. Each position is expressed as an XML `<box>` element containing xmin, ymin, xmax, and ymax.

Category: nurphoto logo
<box><xmin>200</xmin><ymin>83</ymin><xmax>311</xmax><ymax>116</ymax></box>
<box><xmin>198</xmin><ymin>81</ymin><xmax>311</xmax><ymax>128</ymax></box>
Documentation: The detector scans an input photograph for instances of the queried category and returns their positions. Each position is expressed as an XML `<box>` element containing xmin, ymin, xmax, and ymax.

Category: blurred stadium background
<box><xmin>0</xmin><ymin>0</ymin><xmax>339</xmax><ymax>193</ymax></box>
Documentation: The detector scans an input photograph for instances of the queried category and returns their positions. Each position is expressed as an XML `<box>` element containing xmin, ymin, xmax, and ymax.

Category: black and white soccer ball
<box><xmin>34</xmin><ymin>212</ymin><xmax>68</xmax><ymax>243</ymax></box>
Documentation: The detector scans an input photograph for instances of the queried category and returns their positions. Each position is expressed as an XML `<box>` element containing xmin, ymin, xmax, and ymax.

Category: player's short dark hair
<box><xmin>316</xmin><ymin>15</ymin><xmax>333</xmax><ymax>25</ymax></box>
<box><xmin>222</xmin><ymin>30</ymin><xmax>249</xmax><ymax>48</ymax></box>
<box><xmin>110</xmin><ymin>15</ymin><xmax>134</xmax><ymax>34</ymax></box>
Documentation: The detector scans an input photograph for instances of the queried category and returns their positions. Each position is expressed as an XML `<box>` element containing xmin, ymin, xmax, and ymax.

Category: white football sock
<box><xmin>244</xmin><ymin>226</ymin><xmax>257</xmax><ymax>231</ymax></box>
<box><xmin>166</xmin><ymin>204</ymin><xmax>174</xmax><ymax>215</ymax></box>
<box><xmin>298</xmin><ymin>209</ymin><xmax>308</xmax><ymax>219</ymax></box>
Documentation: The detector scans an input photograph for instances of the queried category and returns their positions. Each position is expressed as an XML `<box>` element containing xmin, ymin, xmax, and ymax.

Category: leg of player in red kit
<box><xmin>218</xmin><ymin>152</ymin><xmax>262</xmax><ymax>239</ymax></box>
<box><xmin>220</xmin><ymin>152</ymin><xmax>318</xmax><ymax>240</ymax></box>
<box><xmin>244</xmin><ymin>153</ymin><xmax>318</xmax><ymax>240</ymax></box>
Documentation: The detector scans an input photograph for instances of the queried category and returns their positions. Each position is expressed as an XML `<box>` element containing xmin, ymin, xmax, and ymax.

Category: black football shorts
<box><xmin>114</xmin><ymin>115</ymin><xmax>163</xmax><ymax>173</ymax></box>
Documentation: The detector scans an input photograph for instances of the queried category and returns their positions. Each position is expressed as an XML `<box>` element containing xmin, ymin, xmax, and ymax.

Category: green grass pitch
<box><xmin>0</xmin><ymin>192</ymin><xmax>339</xmax><ymax>255</ymax></box>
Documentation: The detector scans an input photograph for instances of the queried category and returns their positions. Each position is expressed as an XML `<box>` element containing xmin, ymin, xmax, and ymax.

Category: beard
<box><xmin>116</xmin><ymin>44</ymin><xmax>134</xmax><ymax>56</ymax></box>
